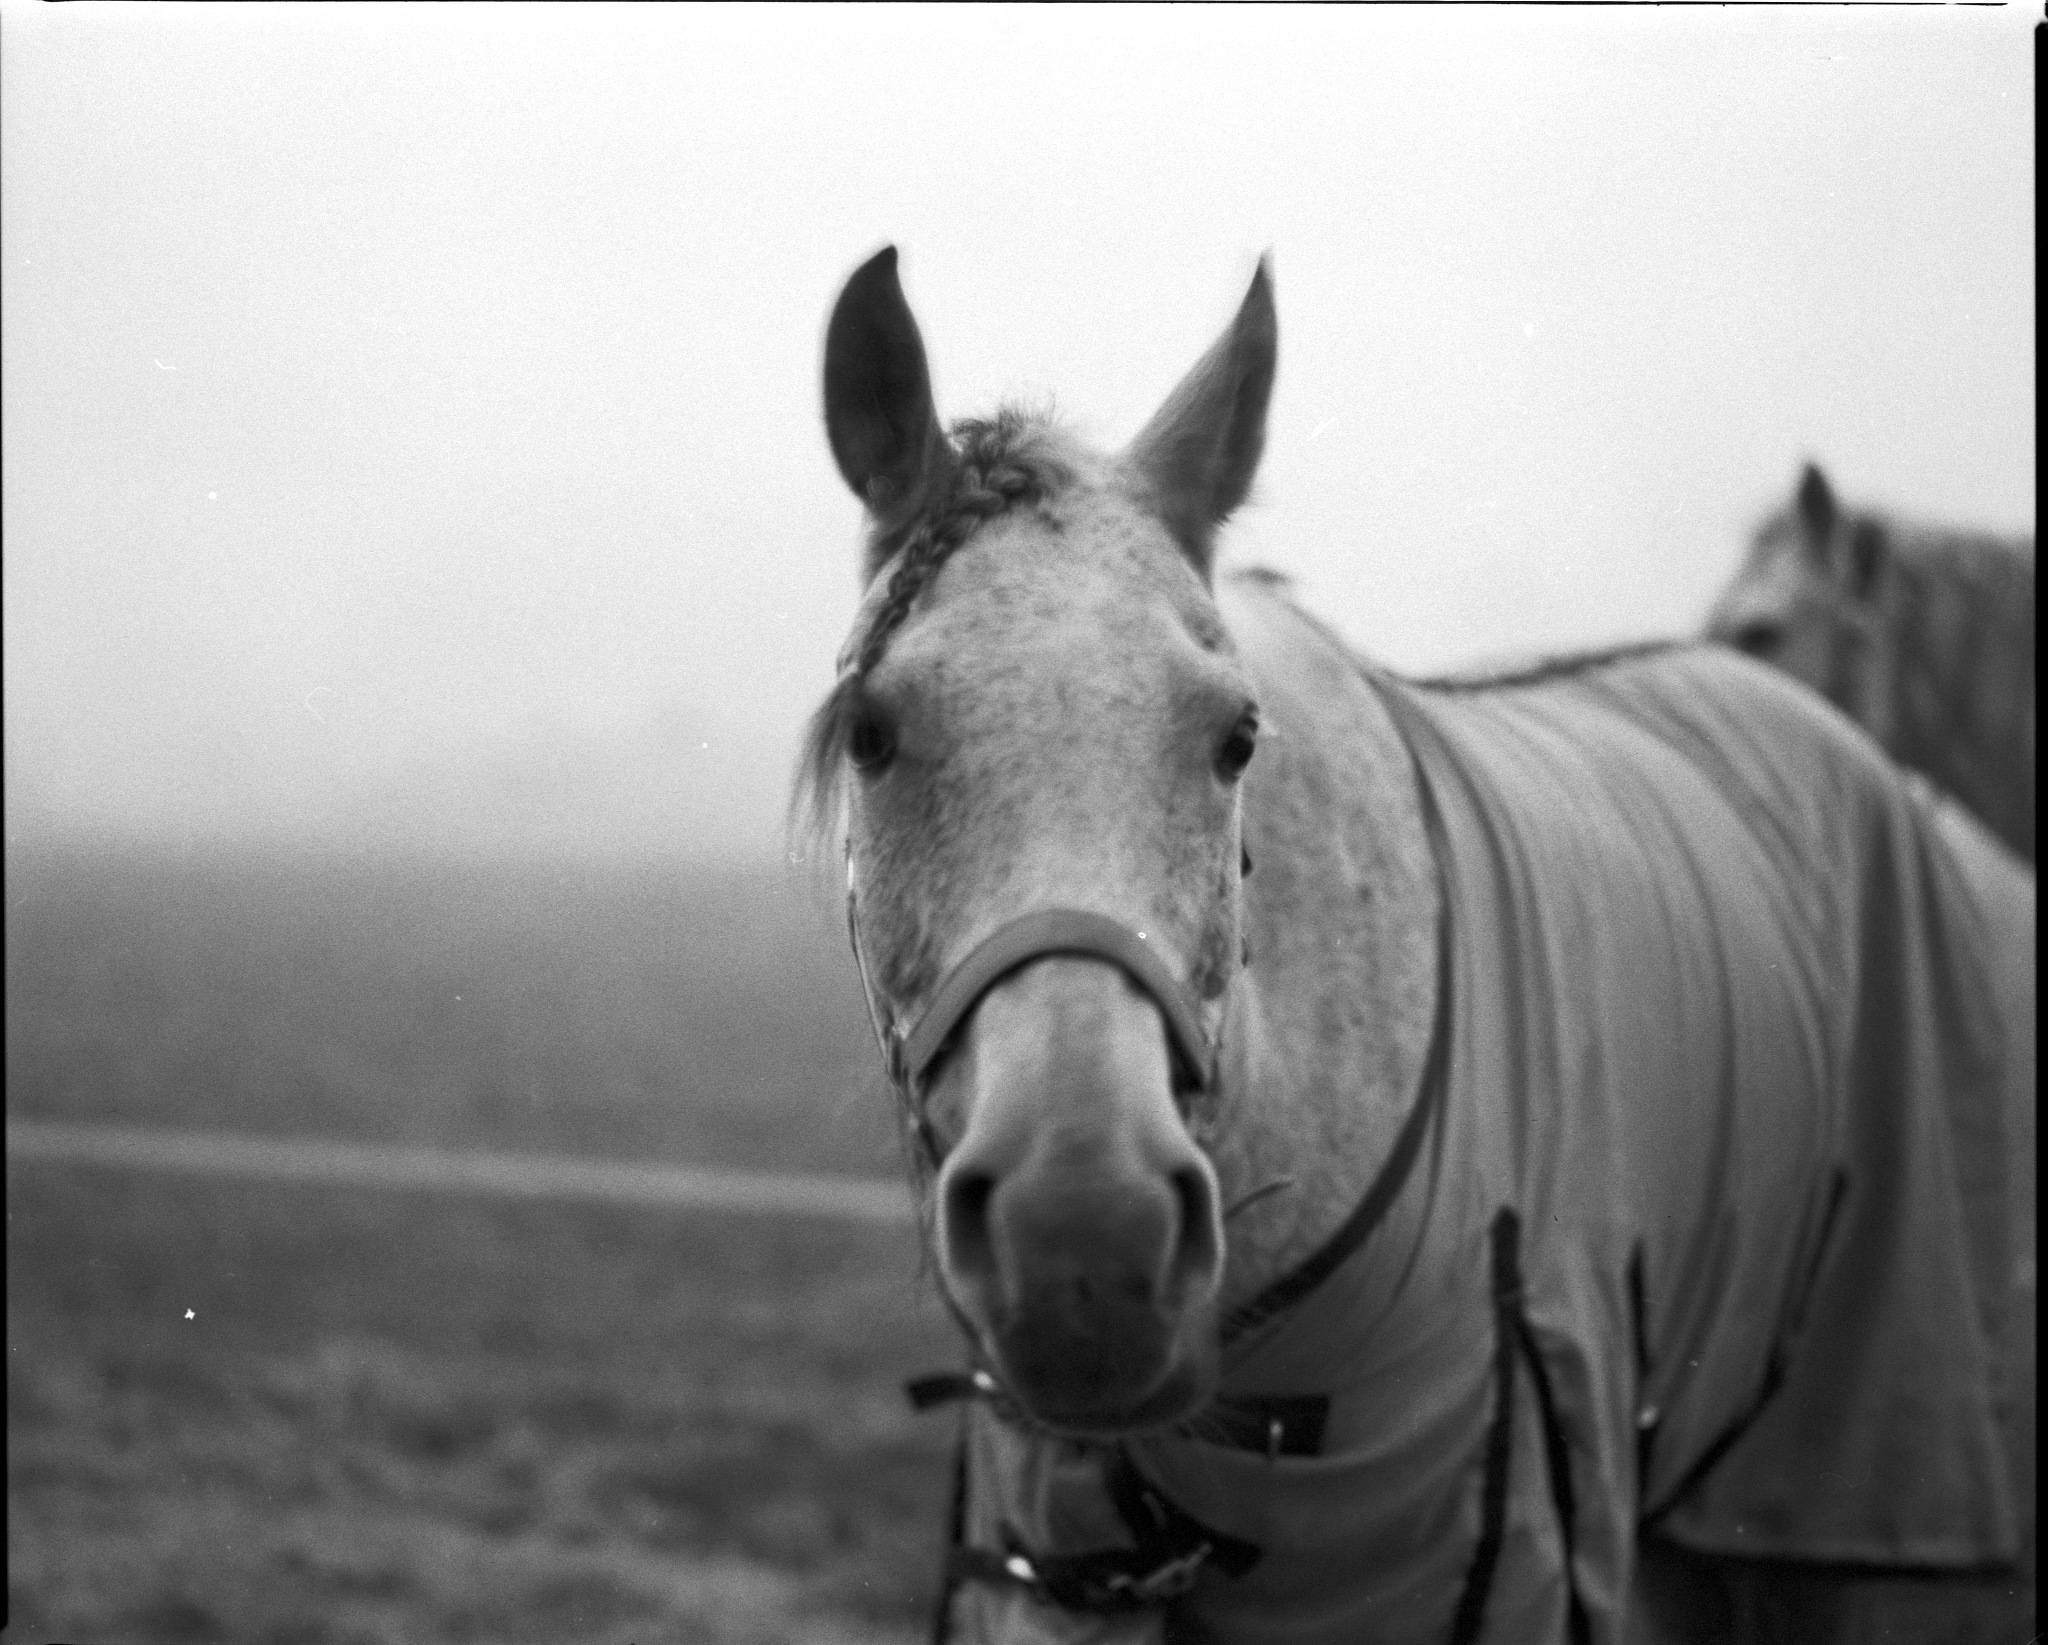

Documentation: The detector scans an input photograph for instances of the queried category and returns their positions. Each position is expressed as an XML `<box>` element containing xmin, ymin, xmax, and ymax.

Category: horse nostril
<box><xmin>940</xmin><ymin>1166</ymin><xmax>998</xmax><ymax>1278</ymax></box>
<box><xmin>1167</xmin><ymin>1162</ymin><xmax>1222</xmax><ymax>1297</ymax></box>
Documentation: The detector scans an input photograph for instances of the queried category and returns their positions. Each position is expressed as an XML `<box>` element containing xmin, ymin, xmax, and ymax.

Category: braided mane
<box><xmin>847</xmin><ymin>409</ymin><xmax>1073</xmax><ymax>676</ymax></box>
<box><xmin>791</xmin><ymin>408</ymin><xmax>1075</xmax><ymax>856</ymax></box>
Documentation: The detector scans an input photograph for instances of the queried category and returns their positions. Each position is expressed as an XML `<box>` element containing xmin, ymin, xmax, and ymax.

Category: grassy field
<box><xmin>5</xmin><ymin>844</ymin><xmax>900</xmax><ymax>1175</ymax></box>
<box><xmin>6</xmin><ymin>844</ymin><xmax>961</xmax><ymax>1644</ymax></box>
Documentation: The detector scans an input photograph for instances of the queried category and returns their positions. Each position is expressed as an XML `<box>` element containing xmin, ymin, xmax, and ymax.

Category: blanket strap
<box><xmin>1448</xmin><ymin>1207</ymin><xmax>1524</xmax><ymax>1645</ymax></box>
<box><xmin>1515</xmin><ymin>1296</ymin><xmax>1594</xmax><ymax>1645</ymax></box>
<box><xmin>1448</xmin><ymin>1206</ymin><xmax>1596</xmax><ymax>1645</ymax></box>
<box><xmin>1216</xmin><ymin>697</ymin><xmax>1458</xmax><ymax>1349</ymax></box>
<box><xmin>1216</xmin><ymin>914</ymin><xmax>1450</xmax><ymax>1347</ymax></box>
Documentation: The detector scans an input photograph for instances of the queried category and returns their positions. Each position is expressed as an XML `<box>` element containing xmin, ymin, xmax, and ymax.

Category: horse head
<box><xmin>806</xmin><ymin>246</ymin><xmax>1276</xmax><ymax>1434</ymax></box>
<box><xmin>1705</xmin><ymin>461</ymin><xmax>1894</xmax><ymax>739</ymax></box>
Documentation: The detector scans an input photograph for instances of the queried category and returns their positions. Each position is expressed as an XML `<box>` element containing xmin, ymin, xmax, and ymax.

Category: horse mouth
<box><xmin>985</xmin><ymin>1320</ymin><xmax>1217</xmax><ymax>1437</ymax></box>
<box><xmin>1025</xmin><ymin>1359</ymin><xmax>1212</xmax><ymax>1438</ymax></box>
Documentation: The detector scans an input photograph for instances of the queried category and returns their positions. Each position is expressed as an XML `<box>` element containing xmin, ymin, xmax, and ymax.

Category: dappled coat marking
<box><xmin>949</xmin><ymin>633</ymin><xmax>2032</xmax><ymax>1642</ymax></box>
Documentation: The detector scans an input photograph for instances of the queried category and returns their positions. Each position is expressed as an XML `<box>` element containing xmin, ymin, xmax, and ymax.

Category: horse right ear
<box><xmin>1126</xmin><ymin>258</ymin><xmax>1278</xmax><ymax>581</ymax></box>
<box><xmin>823</xmin><ymin>247</ymin><xmax>955</xmax><ymax>570</ymax></box>
<box><xmin>1796</xmin><ymin>462</ymin><xmax>1837</xmax><ymax>556</ymax></box>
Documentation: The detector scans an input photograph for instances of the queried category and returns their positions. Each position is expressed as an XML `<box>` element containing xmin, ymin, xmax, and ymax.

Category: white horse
<box><xmin>803</xmin><ymin>249</ymin><xmax>2035</xmax><ymax>1644</ymax></box>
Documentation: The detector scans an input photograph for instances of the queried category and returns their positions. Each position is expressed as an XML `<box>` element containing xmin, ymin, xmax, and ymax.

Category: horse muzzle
<box><xmin>929</xmin><ymin>953</ymin><xmax>1226</xmax><ymax>1434</ymax></box>
<box><xmin>966</xmin><ymin>1164</ymin><xmax>1223</xmax><ymax>1432</ymax></box>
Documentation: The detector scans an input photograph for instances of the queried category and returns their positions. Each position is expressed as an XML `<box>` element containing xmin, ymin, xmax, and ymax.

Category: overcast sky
<box><xmin>3</xmin><ymin>3</ymin><xmax>2033</xmax><ymax>865</ymax></box>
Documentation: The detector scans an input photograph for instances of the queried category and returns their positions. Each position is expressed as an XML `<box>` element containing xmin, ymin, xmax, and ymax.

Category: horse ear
<box><xmin>1796</xmin><ymin>462</ymin><xmax>1837</xmax><ymax>556</ymax></box>
<box><xmin>823</xmin><ymin>246</ymin><xmax>955</xmax><ymax>559</ymax></box>
<box><xmin>1126</xmin><ymin>258</ymin><xmax>1277</xmax><ymax>579</ymax></box>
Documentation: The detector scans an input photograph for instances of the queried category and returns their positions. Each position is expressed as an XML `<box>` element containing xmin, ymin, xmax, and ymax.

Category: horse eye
<box><xmin>1731</xmin><ymin>622</ymin><xmax>1780</xmax><ymax>657</ymax></box>
<box><xmin>1215</xmin><ymin>711</ymin><xmax>1259</xmax><ymax>781</ymax></box>
<box><xmin>847</xmin><ymin>710</ymin><xmax>897</xmax><ymax>772</ymax></box>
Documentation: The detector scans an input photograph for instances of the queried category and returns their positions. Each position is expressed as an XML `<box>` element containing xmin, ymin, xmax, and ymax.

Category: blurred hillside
<box><xmin>2</xmin><ymin>697</ymin><xmax>808</xmax><ymax>870</ymax></box>
<box><xmin>4</xmin><ymin>843</ymin><xmax>894</xmax><ymax>1178</ymax></box>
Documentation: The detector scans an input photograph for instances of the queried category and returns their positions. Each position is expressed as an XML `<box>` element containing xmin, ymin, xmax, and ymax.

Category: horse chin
<box><xmin>993</xmin><ymin>1329</ymin><xmax>1218</xmax><ymax>1438</ymax></box>
<box><xmin>1034</xmin><ymin>1358</ymin><xmax>1213</xmax><ymax>1439</ymax></box>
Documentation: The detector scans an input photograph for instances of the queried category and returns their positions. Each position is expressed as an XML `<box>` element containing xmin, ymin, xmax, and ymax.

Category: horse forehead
<box><xmin>912</xmin><ymin>497</ymin><xmax>1220</xmax><ymax>673</ymax></box>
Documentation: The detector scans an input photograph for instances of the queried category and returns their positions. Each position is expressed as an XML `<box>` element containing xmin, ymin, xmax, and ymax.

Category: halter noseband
<box><xmin>846</xmin><ymin>859</ymin><xmax>1218</xmax><ymax>1156</ymax></box>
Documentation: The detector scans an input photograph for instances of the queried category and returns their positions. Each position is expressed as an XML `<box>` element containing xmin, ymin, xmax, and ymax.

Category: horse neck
<box><xmin>1884</xmin><ymin>541</ymin><xmax>2036</xmax><ymax>855</ymax></box>
<box><xmin>1204</xmin><ymin>579</ymin><xmax>1442</xmax><ymax>1315</ymax></box>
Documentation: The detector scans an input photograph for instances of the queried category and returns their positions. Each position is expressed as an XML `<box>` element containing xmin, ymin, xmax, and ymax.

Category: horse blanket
<box><xmin>943</xmin><ymin>644</ymin><xmax>2034</xmax><ymax>1643</ymax></box>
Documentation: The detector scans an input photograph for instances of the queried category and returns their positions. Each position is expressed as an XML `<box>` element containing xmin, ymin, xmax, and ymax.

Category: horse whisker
<box><xmin>1224</xmin><ymin>1176</ymin><xmax>1296</xmax><ymax>1222</ymax></box>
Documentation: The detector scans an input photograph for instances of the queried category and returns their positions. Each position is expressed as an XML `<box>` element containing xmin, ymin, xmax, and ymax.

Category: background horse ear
<box><xmin>1796</xmin><ymin>462</ymin><xmax>1838</xmax><ymax>558</ymax></box>
<box><xmin>1126</xmin><ymin>257</ymin><xmax>1278</xmax><ymax>581</ymax></box>
<box><xmin>823</xmin><ymin>246</ymin><xmax>956</xmax><ymax>567</ymax></box>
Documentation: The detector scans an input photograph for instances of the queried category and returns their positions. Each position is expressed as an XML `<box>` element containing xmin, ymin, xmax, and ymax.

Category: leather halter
<box><xmin>846</xmin><ymin>856</ymin><xmax>1218</xmax><ymax>1159</ymax></box>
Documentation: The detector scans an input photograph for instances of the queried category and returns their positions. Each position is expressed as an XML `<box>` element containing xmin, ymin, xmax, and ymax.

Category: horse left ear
<box><xmin>823</xmin><ymin>246</ymin><xmax>956</xmax><ymax>572</ymax></box>
<box><xmin>1126</xmin><ymin>258</ymin><xmax>1277</xmax><ymax>580</ymax></box>
<box><xmin>1795</xmin><ymin>462</ymin><xmax>1838</xmax><ymax>557</ymax></box>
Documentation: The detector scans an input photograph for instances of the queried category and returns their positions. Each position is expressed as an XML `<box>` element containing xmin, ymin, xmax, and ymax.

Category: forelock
<box><xmin>789</xmin><ymin>406</ymin><xmax>1081</xmax><ymax>862</ymax></box>
<box><xmin>850</xmin><ymin>407</ymin><xmax>1079</xmax><ymax>676</ymax></box>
